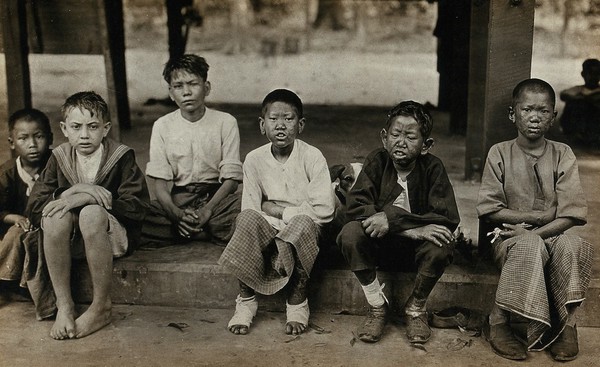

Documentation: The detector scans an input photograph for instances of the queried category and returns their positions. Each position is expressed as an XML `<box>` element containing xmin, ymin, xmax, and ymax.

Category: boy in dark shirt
<box><xmin>337</xmin><ymin>101</ymin><xmax>459</xmax><ymax>344</ymax></box>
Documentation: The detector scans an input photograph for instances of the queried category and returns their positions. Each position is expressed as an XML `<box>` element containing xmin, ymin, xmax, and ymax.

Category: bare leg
<box><xmin>43</xmin><ymin>212</ymin><xmax>77</xmax><ymax>340</ymax></box>
<box><xmin>74</xmin><ymin>205</ymin><xmax>113</xmax><ymax>338</ymax></box>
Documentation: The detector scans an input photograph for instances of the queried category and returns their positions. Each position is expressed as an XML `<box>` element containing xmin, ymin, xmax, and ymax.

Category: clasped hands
<box><xmin>42</xmin><ymin>183</ymin><xmax>112</xmax><ymax>218</ymax></box>
<box><xmin>176</xmin><ymin>207</ymin><xmax>212</xmax><ymax>238</ymax></box>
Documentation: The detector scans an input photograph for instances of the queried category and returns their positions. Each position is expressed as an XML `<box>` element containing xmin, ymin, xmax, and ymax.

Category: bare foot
<box><xmin>228</xmin><ymin>324</ymin><xmax>249</xmax><ymax>335</ymax></box>
<box><xmin>286</xmin><ymin>321</ymin><xmax>307</xmax><ymax>335</ymax></box>
<box><xmin>50</xmin><ymin>308</ymin><xmax>76</xmax><ymax>340</ymax></box>
<box><xmin>74</xmin><ymin>302</ymin><xmax>112</xmax><ymax>338</ymax></box>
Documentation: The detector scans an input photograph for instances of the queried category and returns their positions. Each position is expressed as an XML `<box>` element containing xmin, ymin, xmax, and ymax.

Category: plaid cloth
<box><xmin>494</xmin><ymin>233</ymin><xmax>593</xmax><ymax>351</ymax></box>
<box><xmin>218</xmin><ymin>209</ymin><xmax>319</xmax><ymax>295</ymax></box>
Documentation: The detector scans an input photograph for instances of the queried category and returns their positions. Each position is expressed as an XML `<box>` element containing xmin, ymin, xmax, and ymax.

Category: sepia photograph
<box><xmin>0</xmin><ymin>1</ymin><xmax>599</xmax><ymax>366</ymax></box>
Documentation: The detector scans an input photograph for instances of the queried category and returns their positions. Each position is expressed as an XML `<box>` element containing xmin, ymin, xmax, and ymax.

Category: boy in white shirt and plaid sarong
<box><xmin>219</xmin><ymin>89</ymin><xmax>335</xmax><ymax>336</ymax></box>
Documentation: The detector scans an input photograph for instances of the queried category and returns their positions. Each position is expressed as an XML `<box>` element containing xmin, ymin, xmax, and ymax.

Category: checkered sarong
<box><xmin>494</xmin><ymin>233</ymin><xmax>593</xmax><ymax>350</ymax></box>
<box><xmin>218</xmin><ymin>209</ymin><xmax>319</xmax><ymax>295</ymax></box>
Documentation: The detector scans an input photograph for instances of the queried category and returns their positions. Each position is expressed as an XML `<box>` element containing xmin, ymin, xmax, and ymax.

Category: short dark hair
<box><xmin>512</xmin><ymin>78</ymin><xmax>556</xmax><ymax>107</ymax></box>
<box><xmin>582</xmin><ymin>58</ymin><xmax>600</xmax><ymax>73</ymax></box>
<box><xmin>261</xmin><ymin>89</ymin><xmax>303</xmax><ymax>118</ymax></box>
<box><xmin>385</xmin><ymin>100</ymin><xmax>433</xmax><ymax>139</ymax></box>
<box><xmin>8</xmin><ymin>108</ymin><xmax>52</xmax><ymax>137</ymax></box>
<box><xmin>61</xmin><ymin>91</ymin><xmax>110</xmax><ymax>123</ymax></box>
<box><xmin>162</xmin><ymin>54</ymin><xmax>209</xmax><ymax>84</ymax></box>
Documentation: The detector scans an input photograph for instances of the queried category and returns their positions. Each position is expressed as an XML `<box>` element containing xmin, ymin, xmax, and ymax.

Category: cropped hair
<box><xmin>582</xmin><ymin>58</ymin><xmax>600</xmax><ymax>72</ymax></box>
<box><xmin>512</xmin><ymin>78</ymin><xmax>556</xmax><ymax>107</ymax></box>
<box><xmin>261</xmin><ymin>89</ymin><xmax>303</xmax><ymax>118</ymax></box>
<box><xmin>8</xmin><ymin>108</ymin><xmax>52</xmax><ymax>137</ymax></box>
<box><xmin>61</xmin><ymin>91</ymin><xmax>110</xmax><ymax>123</ymax></box>
<box><xmin>385</xmin><ymin>100</ymin><xmax>433</xmax><ymax>139</ymax></box>
<box><xmin>162</xmin><ymin>54</ymin><xmax>209</xmax><ymax>83</ymax></box>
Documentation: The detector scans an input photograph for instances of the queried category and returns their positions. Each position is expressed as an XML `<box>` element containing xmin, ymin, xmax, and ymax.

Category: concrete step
<box><xmin>72</xmin><ymin>241</ymin><xmax>600</xmax><ymax>327</ymax></box>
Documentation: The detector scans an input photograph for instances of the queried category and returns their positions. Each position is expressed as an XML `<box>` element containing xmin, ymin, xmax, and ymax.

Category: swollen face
<box><xmin>382</xmin><ymin>115</ymin><xmax>424</xmax><ymax>170</ymax></box>
<box><xmin>512</xmin><ymin>90</ymin><xmax>555</xmax><ymax>142</ymax></box>
<box><xmin>261</xmin><ymin>101</ymin><xmax>304</xmax><ymax>154</ymax></box>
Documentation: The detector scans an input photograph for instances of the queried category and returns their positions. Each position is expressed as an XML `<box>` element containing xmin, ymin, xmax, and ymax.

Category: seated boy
<box><xmin>218</xmin><ymin>89</ymin><xmax>335</xmax><ymax>335</ymax></box>
<box><xmin>477</xmin><ymin>79</ymin><xmax>593</xmax><ymax>362</ymax></box>
<box><xmin>26</xmin><ymin>91</ymin><xmax>149</xmax><ymax>339</ymax></box>
<box><xmin>559</xmin><ymin>58</ymin><xmax>600</xmax><ymax>141</ymax></box>
<box><xmin>337</xmin><ymin>101</ymin><xmax>459</xmax><ymax>344</ymax></box>
<box><xmin>143</xmin><ymin>54</ymin><xmax>242</xmax><ymax>245</ymax></box>
<box><xmin>1</xmin><ymin>109</ymin><xmax>52</xmax><ymax>311</ymax></box>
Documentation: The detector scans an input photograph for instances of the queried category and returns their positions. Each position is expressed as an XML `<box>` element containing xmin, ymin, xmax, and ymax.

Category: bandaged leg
<box><xmin>227</xmin><ymin>294</ymin><xmax>258</xmax><ymax>335</ymax></box>
<box><xmin>286</xmin><ymin>299</ymin><xmax>310</xmax><ymax>333</ymax></box>
<box><xmin>404</xmin><ymin>273</ymin><xmax>437</xmax><ymax>343</ymax></box>
<box><xmin>286</xmin><ymin>263</ymin><xmax>310</xmax><ymax>335</ymax></box>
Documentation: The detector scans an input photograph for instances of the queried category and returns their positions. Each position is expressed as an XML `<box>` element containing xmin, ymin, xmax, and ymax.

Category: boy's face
<box><xmin>168</xmin><ymin>70</ymin><xmax>211</xmax><ymax>119</ymax></box>
<box><xmin>381</xmin><ymin>115</ymin><xmax>428</xmax><ymax>171</ymax></box>
<box><xmin>60</xmin><ymin>107</ymin><xmax>110</xmax><ymax>156</ymax></box>
<box><xmin>260</xmin><ymin>101</ymin><xmax>304</xmax><ymax>152</ymax></box>
<box><xmin>509</xmin><ymin>90</ymin><xmax>556</xmax><ymax>142</ymax></box>
<box><xmin>8</xmin><ymin>119</ymin><xmax>51</xmax><ymax>166</ymax></box>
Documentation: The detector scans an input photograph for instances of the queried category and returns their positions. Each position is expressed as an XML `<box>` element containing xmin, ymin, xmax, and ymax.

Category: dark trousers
<box><xmin>336</xmin><ymin>221</ymin><xmax>454</xmax><ymax>278</ymax></box>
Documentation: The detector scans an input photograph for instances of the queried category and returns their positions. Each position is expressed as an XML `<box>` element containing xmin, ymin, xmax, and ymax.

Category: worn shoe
<box><xmin>483</xmin><ymin>322</ymin><xmax>527</xmax><ymax>360</ymax></box>
<box><xmin>405</xmin><ymin>312</ymin><xmax>432</xmax><ymax>343</ymax></box>
<box><xmin>358</xmin><ymin>304</ymin><xmax>388</xmax><ymax>343</ymax></box>
<box><xmin>549</xmin><ymin>325</ymin><xmax>578</xmax><ymax>362</ymax></box>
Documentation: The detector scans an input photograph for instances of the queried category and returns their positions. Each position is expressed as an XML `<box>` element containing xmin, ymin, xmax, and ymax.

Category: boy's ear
<box><xmin>205</xmin><ymin>80</ymin><xmax>211</xmax><ymax>96</ymax></box>
<box><xmin>379</xmin><ymin>128</ymin><xmax>387</xmax><ymax>145</ymax></box>
<box><xmin>421</xmin><ymin>138</ymin><xmax>435</xmax><ymax>155</ymax></box>
<box><xmin>298</xmin><ymin>118</ymin><xmax>305</xmax><ymax>134</ymax></box>
<box><xmin>508</xmin><ymin>106</ymin><xmax>515</xmax><ymax>123</ymax></box>
<box><xmin>259</xmin><ymin>117</ymin><xmax>266</xmax><ymax>135</ymax></box>
<box><xmin>8</xmin><ymin>136</ymin><xmax>14</xmax><ymax>150</ymax></box>
<box><xmin>59</xmin><ymin>121</ymin><xmax>69</xmax><ymax>137</ymax></box>
<box><xmin>103</xmin><ymin>122</ymin><xmax>112</xmax><ymax>137</ymax></box>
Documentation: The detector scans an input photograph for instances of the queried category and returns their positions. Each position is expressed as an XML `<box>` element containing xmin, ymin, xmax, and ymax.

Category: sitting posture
<box><xmin>337</xmin><ymin>101</ymin><xmax>460</xmax><ymax>344</ymax></box>
<box><xmin>143</xmin><ymin>54</ymin><xmax>242</xmax><ymax>245</ymax></box>
<box><xmin>0</xmin><ymin>108</ymin><xmax>52</xmax><ymax>314</ymax></box>
<box><xmin>477</xmin><ymin>79</ymin><xmax>593</xmax><ymax>361</ymax></box>
<box><xmin>27</xmin><ymin>92</ymin><xmax>149</xmax><ymax>339</ymax></box>
<box><xmin>559</xmin><ymin>58</ymin><xmax>600</xmax><ymax>142</ymax></box>
<box><xmin>219</xmin><ymin>89</ymin><xmax>335</xmax><ymax>335</ymax></box>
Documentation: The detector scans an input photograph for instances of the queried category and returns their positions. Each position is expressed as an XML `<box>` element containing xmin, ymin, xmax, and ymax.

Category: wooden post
<box><xmin>466</xmin><ymin>0</ymin><xmax>535</xmax><ymax>254</ymax></box>
<box><xmin>1</xmin><ymin>0</ymin><xmax>32</xmax><ymax>115</ymax></box>
<box><xmin>97</xmin><ymin>0</ymin><xmax>130</xmax><ymax>141</ymax></box>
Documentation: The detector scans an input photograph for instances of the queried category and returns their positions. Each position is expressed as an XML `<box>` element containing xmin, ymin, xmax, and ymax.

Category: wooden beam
<box><xmin>97</xmin><ymin>0</ymin><xmax>131</xmax><ymax>141</ymax></box>
<box><xmin>1</xmin><ymin>0</ymin><xmax>32</xmax><ymax>115</ymax></box>
<box><xmin>466</xmin><ymin>0</ymin><xmax>535</xmax><ymax>255</ymax></box>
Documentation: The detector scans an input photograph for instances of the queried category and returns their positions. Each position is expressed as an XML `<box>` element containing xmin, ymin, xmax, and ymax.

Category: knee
<box><xmin>422</xmin><ymin>241</ymin><xmax>453</xmax><ymax>267</ymax></box>
<box><xmin>236</xmin><ymin>209</ymin><xmax>262</xmax><ymax>225</ymax></box>
<box><xmin>513</xmin><ymin>233</ymin><xmax>545</xmax><ymax>253</ymax></box>
<box><xmin>42</xmin><ymin>211</ymin><xmax>74</xmax><ymax>234</ymax></box>
<box><xmin>336</xmin><ymin>221</ymin><xmax>367</xmax><ymax>250</ymax></box>
<box><xmin>287</xmin><ymin>215</ymin><xmax>315</xmax><ymax>231</ymax></box>
<box><xmin>78</xmin><ymin>205</ymin><xmax>109</xmax><ymax>236</ymax></box>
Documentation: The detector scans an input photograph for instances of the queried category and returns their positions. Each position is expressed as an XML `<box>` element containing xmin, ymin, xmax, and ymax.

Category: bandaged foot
<box><xmin>228</xmin><ymin>295</ymin><xmax>258</xmax><ymax>335</ymax></box>
<box><xmin>286</xmin><ymin>298</ymin><xmax>309</xmax><ymax>335</ymax></box>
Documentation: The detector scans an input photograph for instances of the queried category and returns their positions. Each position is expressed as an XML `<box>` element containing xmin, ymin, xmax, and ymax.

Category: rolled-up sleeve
<box><xmin>145</xmin><ymin>120</ymin><xmax>173</xmax><ymax>181</ymax></box>
<box><xmin>218</xmin><ymin>117</ymin><xmax>243</xmax><ymax>182</ymax></box>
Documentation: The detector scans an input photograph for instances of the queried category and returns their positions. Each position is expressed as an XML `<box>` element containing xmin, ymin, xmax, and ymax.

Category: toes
<box><xmin>229</xmin><ymin>325</ymin><xmax>248</xmax><ymax>335</ymax></box>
